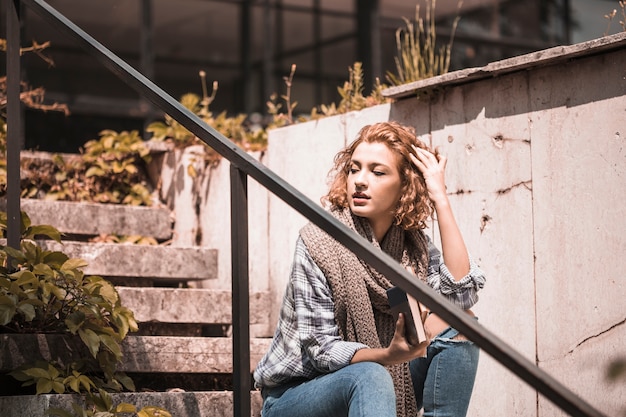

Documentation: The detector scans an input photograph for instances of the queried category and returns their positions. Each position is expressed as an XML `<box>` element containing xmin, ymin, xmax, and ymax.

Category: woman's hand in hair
<box><xmin>411</xmin><ymin>144</ymin><xmax>471</xmax><ymax>281</ymax></box>
<box><xmin>410</xmin><ymin>145</ymin><xmax>449</xmax><ymax>207</ymax></box>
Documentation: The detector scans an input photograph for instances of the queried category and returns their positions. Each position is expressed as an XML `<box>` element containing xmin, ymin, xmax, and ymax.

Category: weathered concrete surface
<box><xmin>529</xmin><ymin>44</ymin><xmax>626</xmax><ymax>417</ymax></box>
<box><xmin>0</xmin><ymin>391</ymin><xmax>262</xmax><ymax>417</ymax></box>
<box><xmin>117</xmin><ymin>287</ymin><xmax>271</xmax><ymax>325</ymax></box>
<box><xmin>0</xmin><ymin>198</ymin><xmax>173</xmax><ymax>240</ymax></box>
<box><xmin>157</xmin><ymin>144</ymin><xmax>207</xmax><ymax>246</ymax></box>
<box><xmin>119</xmin><ymin>336</ymin><xmax>270</xmax><ymax>373</ymax></box>
<box><xmin>0</xmin><ymin>334</ymin><xmax>271</xmax><ymax>374</ymax></box>
<box><xmin>195</xmin><ymin>151</ymin><xmax>270</xmax><ymax>297</ymax></box>
<box><xmin>393</xmin><ymin>71</ymin><xmax>540</xmax><ymax>415</ymax></box>
<box><xmin>36</xmin><ymin>241</ymin><xmax>217</xmax><ymax>281</ymax></box>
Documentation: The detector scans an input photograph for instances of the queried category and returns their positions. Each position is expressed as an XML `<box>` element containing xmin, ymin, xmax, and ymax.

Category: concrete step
<box><xmin>0</xmin><ymin>334</ymin><xmax>271</xmax><ymax>374</ymax></box>
<box><xmin>0</xmin><ymin>198</ymin><xmax>173</xmax><ymax>241</ymax></box>
<box><xmin>36</xmin><ymin>241</ymin><xmax>217</xmax><ymax>282</ymax></box>
<box><xmin>0</xmin><ymin>391</ymin><xmax>262</xmax><ymax>417</ymax></box>
<box><xmin>117</xmin><ymin>287</ymin><xmax>271</xmax><ymax>325</ymax></box>
<box><xmin>119</xmin><ymin>336</ymin><xmax>270</xmax><ymax>373</ymax></box>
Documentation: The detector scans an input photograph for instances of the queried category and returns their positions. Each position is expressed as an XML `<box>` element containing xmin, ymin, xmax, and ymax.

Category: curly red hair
<box><xmin>323</xmin><ymin>121</ymin><xmax>434</xmax><ymax>231</ymax></box>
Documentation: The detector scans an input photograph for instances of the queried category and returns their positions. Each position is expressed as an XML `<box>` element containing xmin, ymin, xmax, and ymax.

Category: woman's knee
<box><xmin>346</xmin><ymin>362</ymin><xmax>394</xmax><ymax>393</ymax></box>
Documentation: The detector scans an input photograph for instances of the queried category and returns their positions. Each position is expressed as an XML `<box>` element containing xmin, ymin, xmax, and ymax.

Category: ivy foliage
<box><xmin>18</xmin><ymin>130</ymin><xmax>153</xmax><ymax>206</ymax></box>
<box><xmin>0</xmin><ymin>211</ymin><xmax>141</xmax><ymax>398</ymax></box>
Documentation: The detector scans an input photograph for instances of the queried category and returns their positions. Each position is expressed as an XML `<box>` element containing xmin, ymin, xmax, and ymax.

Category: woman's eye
<box><xmin>349</xmin><ymin>167</ymin><xmax>359</xmax><ymax>174</ymax></box>
<box><xmin>373</xmin><ymin>171</ymin><xmax>385</xmax><ymax>176</ymax></box>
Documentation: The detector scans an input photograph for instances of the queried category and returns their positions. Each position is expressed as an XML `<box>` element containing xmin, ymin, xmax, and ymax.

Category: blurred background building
<box><xmin>3</xmin><ymin>0</ymin><xmax>623</xmax><ymax>151</ymax></box>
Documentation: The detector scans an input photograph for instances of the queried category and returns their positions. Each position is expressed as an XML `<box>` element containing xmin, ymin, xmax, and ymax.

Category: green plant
<box><xmin>147</xmin><ymin>71</ymin><xmax>267</xmax><ymax>165</ymax></box>
<box><xmin>18</xmin><ymin>130</ymin><xmax>154</xmax><ymax>206</ymax></box>
<box><xmin>0</xmin><ymin>40</ymin><xmax>69</xmax><ymax>196</ymax></box>
<box><xmin>313</xmin><ymin>62</ymin><xmax>392</xmax><ymax>118</ymax></box>
<box><xmin>80</xmin><ymin>130</ymin><xmax>153</xmax><ymax>206</ymax></box>
<box><xmin>267</xmin><ymin>64</ymin><xmax>299</xmax><ymax>127</ymax></box>
<box><xmin>2</xmin><ymin>40</ymin><xmax>153</xmax><ymax>207</ymax></box>
<box><xmin>0</xmin><ymin>211</ymin><xmax>167</xmax><ymax>416</ymax></box>
<box><xmin>89</xmin><ymin>234</ymin><xmax>158</xmax><ymax>245</ymax></box>
<box><xmin>0</xmin><ymin>212</ymin><xmax>137</xmax><ymax>388</ymax></box>
<box><xmin>604</xmin><ymin>1</ymin><xmax>626</xmax><ymax>35</ymax></box>
<box><xmin>386</xmin><ymin>0</ymin><xmax>462</xmax><ymax>86</ymax></box>
<box><xmin>147</xmin><ymin>60</ymin><xmax>393</xmax><ymax>162</ymax></box>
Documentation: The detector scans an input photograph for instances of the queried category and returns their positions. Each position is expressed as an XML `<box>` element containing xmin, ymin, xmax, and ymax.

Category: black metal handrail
<box><xmin>3</xmin><ymin>1</ymin><xmax>608</xmax><ymax>416</ymax></box>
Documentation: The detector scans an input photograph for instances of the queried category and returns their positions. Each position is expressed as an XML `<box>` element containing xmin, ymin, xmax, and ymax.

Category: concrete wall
<box><xmin>156</xmin><ymin>33</ymin><xmax>626</xmax><ymax>416</ymax></box>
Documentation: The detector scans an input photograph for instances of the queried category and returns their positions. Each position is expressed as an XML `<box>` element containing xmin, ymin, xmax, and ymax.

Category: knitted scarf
<box><xmin>299</xmin><ymin>207</ymin><xmax>429</xmax><ymax>417</ymax></box>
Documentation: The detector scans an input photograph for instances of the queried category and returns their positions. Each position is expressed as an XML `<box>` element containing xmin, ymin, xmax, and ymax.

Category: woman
<box><xmin>254</xmin><ymin>121</ymin><xmax>486</xmax><ymax>417</ymax></box>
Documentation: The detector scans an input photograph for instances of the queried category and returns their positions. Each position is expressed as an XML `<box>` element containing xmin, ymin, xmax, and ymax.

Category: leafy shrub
<box><xmin>18</xmin><ymin>130</ymin><xmax>153</xmax><ymax>206</ymax></box>
<box><xmin>0</xmin><ymin>211</ymin><xmax>168</xmax><ymax>416</ymax></box>
<box><xmin>0</xmin><ymin>211</ymin><xmax>136</xmax><ymax>390</ymax></box>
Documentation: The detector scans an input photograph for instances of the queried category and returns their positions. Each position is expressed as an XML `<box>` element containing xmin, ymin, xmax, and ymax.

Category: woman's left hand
<box><xmin>410</xmin><ymin>145</ymin><xmax>448</xmax><ymax>205</ymax></box>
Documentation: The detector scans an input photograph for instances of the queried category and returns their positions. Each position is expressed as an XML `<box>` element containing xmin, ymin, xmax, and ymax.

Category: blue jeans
<box><xmin>261</xmin><ymin>328</ymin><xmax>479</xmax><ymax>417</ymax></box>
<box><xmin>409</xmin><ymin>327</ymin><xmax>480</xmax><ymax>417</ymax></box>
<box><xmin>261</xmin><ymin>362</ymin><xmax>397</xmax><ymax>417</ymax></box>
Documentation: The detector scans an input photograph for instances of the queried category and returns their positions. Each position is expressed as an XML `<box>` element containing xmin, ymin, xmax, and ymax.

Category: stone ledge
<box><xmin>0</xmin><ymin>391</ymin><xmax>262</xmax><ymax>417</ymax></box>
<box><xmin>117</xmin><ymin>287</ymin><xmax>271</xmax><ymax>325</ymax></box>
<box><xmin>0</xmin><ymin>199</ymin><xmax>173</xmax><ymax>241</ymax></box>
<box><xmin>383</xmin><ymin>31</ymin><xmax>626</xmax><ymax>99</ymax></box>
<box><xmin>0</xmin><ymin>334</ymin><xmax>271</xmax><ymax>374</ymax></box>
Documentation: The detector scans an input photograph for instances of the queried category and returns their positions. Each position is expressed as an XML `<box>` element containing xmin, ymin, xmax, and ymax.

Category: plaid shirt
<box><xmin>253</xmin><ymin>235</ymin><xmax>486</xmax><ymax>389</ymax></box>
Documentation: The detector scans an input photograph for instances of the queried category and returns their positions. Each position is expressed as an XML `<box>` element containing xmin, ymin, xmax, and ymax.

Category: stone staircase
<box><xmin>0</xmin><ymin>197</ymin><xmax>271</xmax><ymax>416</ymax></box>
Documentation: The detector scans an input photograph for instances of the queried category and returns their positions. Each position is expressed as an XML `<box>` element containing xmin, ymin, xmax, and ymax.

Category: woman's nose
<box><xmin>354</xmin><ymin>171</ymin><xmax>367</xmax><ymax>186</ymax></box>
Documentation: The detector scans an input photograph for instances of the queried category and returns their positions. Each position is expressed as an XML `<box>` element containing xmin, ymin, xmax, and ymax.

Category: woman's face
<box><xmin>347</xmin><ymin>141</ymin><xmax>403</xmax><ymax>234</ymax></box>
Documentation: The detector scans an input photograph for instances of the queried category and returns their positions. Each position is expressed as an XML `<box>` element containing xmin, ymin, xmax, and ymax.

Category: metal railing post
<box><xmin>5</xmin><ymin>0</ymin><xmax>23</xmax><ymax>252</ymax></box>
<box><xmin>231</xmin><ymin>164</ymin><xmax>251</xmax><ymax>417</ymax></box>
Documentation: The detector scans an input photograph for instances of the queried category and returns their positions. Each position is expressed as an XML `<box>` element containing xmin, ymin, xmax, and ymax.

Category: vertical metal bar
<box><xmin>6</xmin><ymin>0</ymin><xmax>22</xmax><ymax>252</ymax></box>
<box><xmin>261</xmin><ymin>0</ymin><xmax>274</xmax><ymax>111</ymax></box>
<box><xmin>313</xmin><ymin>0</ymin><xmax>322</xmax><ymax>105</ymax></box>
<box><xmin>355</xmin><ymin>0</ymin><xmax>380</xmax><ymax>93</ymax></box>
<box><xmin>562</xmin><ymin>0</ymin><xmax>571</xmax><ymax>45</ymax></box>
<box><xmin>239</xmin><ymin>0</ymin><xmax>252</xmax><ymax>114</ymax></box>
<box><xmin>231</xmin><ymin>164</ymin><xmax>250</xmax><ymax>417</ymax></box>
<box><xmin>140</xmin><ymin>0</ymin><xmax>155</xmax><ymax>138</ymax></box>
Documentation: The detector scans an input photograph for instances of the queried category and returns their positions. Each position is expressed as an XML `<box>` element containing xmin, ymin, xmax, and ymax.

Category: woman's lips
<box><xmin>352</xmin><ymin>193</ymin><xmax>369</xmax><ymax>205</ymax></box>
